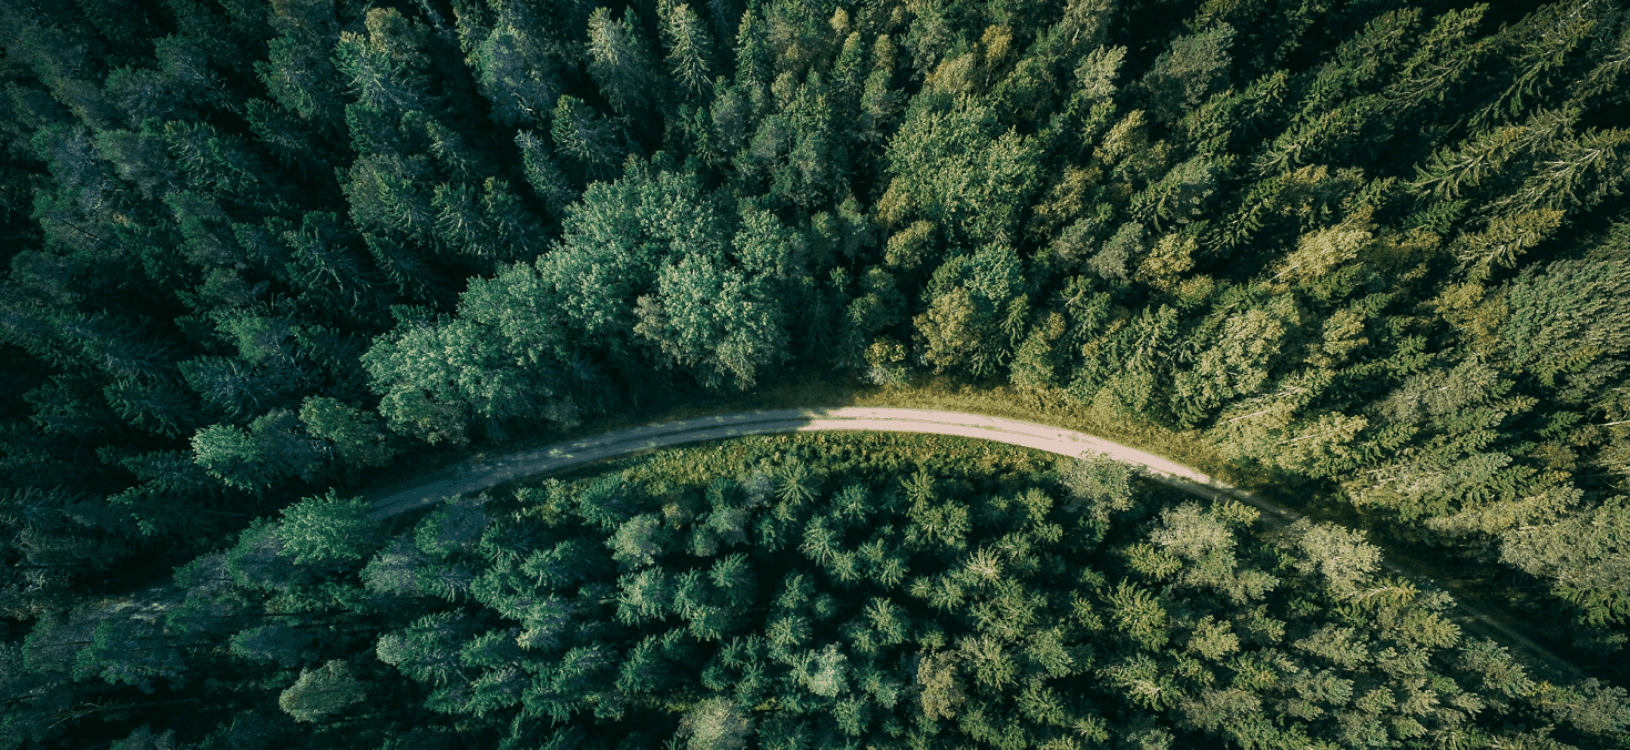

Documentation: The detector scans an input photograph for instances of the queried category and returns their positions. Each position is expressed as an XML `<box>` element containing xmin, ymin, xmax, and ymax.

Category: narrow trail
<box><xmin>364</xmin><ymin>406</ymin><xmax>1590</xmax><ymax>684</ymax></box>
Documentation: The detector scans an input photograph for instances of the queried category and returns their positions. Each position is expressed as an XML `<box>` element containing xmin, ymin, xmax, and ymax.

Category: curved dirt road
<box><xmin>364</xmin><ymin>406</ymin><xmax>1588</xmax><ymax>683</ymax></box>
<box><xmin>366</xmin><ymin>407</ymin><xmax>1266</xmax><ymax>520</ymax></box>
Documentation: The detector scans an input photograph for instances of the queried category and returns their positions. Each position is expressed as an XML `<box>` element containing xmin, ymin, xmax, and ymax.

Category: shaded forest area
<box><xmin>2</xmin><ymin>0</ymin><xmax>1630</xmax><ymax>746</ymax></box>
<box><xmin>22</xmin><ymin>433</ymin><xmax>1630</xmax><ymax>748</ymax></box>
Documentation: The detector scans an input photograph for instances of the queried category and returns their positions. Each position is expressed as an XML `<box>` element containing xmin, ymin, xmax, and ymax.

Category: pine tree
<box><xmin>258</xmin><ymin>30</ymin><xmax>346</xmax><ymax>126</ymax></box>
<box><xmin>363</xmin><ymin>315</ymin><xmax>552</xmax><ymax>445</ymax></box>
<box><xmin>879</xmin><ymin>93</ymin><xmax>1042</xmax><ymax>247</ymax></box>
<box><xmin>635</xmin><ymin>252</ymin><xmax>788</xmax><ymax>391</ymax></box>
<box><xmin>190</xmin><ymin>409</ymin><xmax>326</xmax><ymax>492</ymax></box>
<box><xmin>514</xmin><ymin>130</ymin><xmax>576</xmax><ymax>217</ymax></box>
<box><xmin>279</xmin><ymin>660</ymin><xmax>365</xmax><ymax>723</ymax></box>
<box><xmin>1168</xmin><ymin>292</ymin><xmax>1301</xmax><ymax>428</ymax></box>
<box><xmin>662</xmin><ymin>3</ymin><xmax>716</xmax><ymax>98</ymax></box>
<box><xmin>1500</xmin><ymin>496</ymin><xmax>1630</xmax><ymax>624</ymax></box>
<box><xmin>1383</xmin><ymin>5</ymin><xmax>1490</xmax><ymax>111</ymax></box>
<box><xmin>333</xmin><ymin>9</ymin><xmax>436</xmax><ymax>117</ymax></box>
<box><xmin>467</xmin><ymin>20</ymin><xmax>559</xmax><ymax>128</ymax></box>
<box><xmin>677</xmin><ymin>697</ymin><xmax>753</xmax><ymax>750</ymax></box>
<box><xmin>1136</xmin><ymin>24</ymin><xmax>1235</xmax><ymax>124</ymax></box>
<box><xmin>549</xmin><ymin>95</ymin><xmax>623</xmax><ymax>181</ymax></box>
<box><xmin>229</xmin><ymin>624</ymin><xmax>318</xmax><ymax>669</ymax></box>
<box><xmin>1468</xmin><ymin>1</ymin><xmax>1601</xmax><ymax>129</ymax></box>
<box><xmin>912</xmin><ymin>244</ymin><xmax>1026</xmax><ymax>377</ymax></box>
<box><xmin>608</xmin><ymin>514</ymin><xmax>669</xmax><ymax>568</ymax></box>
<box><xmin>1129</xmin><ymin>156</ymin><xmax>1221</xmax><ymax>233</ymax></box>
<box><xmin>298</xmin><ymin>395</ymin><xmax>399</xmax><ymax>469</ymax></box>
<box><xmin>276</xmin><ymin>490</ymin><xmax>382</xmax><ymax>566</ymax></box>
<box><xmin>1280</xmin><ymin>520</ymin><xmax>1381</xmax><ymax>600</ymax></box>
<box><xmin>586</xmin><ymin>7</ymin><xmax>659</xmax><ymax>116</ymax></box>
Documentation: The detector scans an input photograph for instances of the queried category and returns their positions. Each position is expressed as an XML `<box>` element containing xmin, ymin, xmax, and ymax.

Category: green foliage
<box><xmin>661</xmin><ymin>3</ymin><xmax>717</xmax><ymax>99</ymax></box>
<box><xmin>913</xmin><ymin>243</ymin><xmax>1027</xmax><ymax>376</ymax></box>
<box><xmin>8</xmin><ymin>1</ymin><xmax>1630</xmax><ymax>747</ymax></box>
<box><xmin>677</xmin><ymin>696</ymin><xmax>753</xmax><ymax>750</ymax></box>
<box><xmin>1501</xmin><ymin>496</ymin><xmax>1630</xmax><ymax>624</ymax></box>
<box><xmin>634</xmin><ymin>251</ymin><xmax>788</xmax><ymax>391</ymax></box>
<box><xmin>276</xmin><ymin>490</ymin><xmax>383</xmax><ymax>566</ymax></box>
<box><xmin>191</xmin><ymin>409</ymin><xmax>327</xmax><ymax>491</ymax></box>
<box><xmin>608</xmin><ymin>513</ymin><xmax>669</xmax><ymax>568</ymax></box>
<box><xmin>1500</xmin><ymin>259</ymin><xmax>1630</xmax><ymax>398</ymax></box>
<box><xmin>1136</xmin><ymin>23</ymin><xmax>1236</xmax><ymax>124</ymax></box>
<box><xmin>278</xmin><ymin>659</ymin><xmax>365</xmax><ymax>723</ymax></box>
<box><xmin>467</xmin><ymin>16</ymin><xmax>559</xmax><ymax>128</ymax></box>
<box><xmin>362</xmin><ymin>318</ymin><xmax>514</xmax><ymax>445</ymax></box>
<box><xmin>230</xmin><ymin>624</ymin><xmax>318</xmax><ymax>669</ymax></box>
<box><xmin>1279</xmin><ymin>519</ymin><xmax>1382</xmax><ymax>600</ymax></box>
<box><xmin>550</xmin><ymin>94</ymin><xmax>623</xmax><ymax>180</ymax></box>
<box><xmin>880</xmin><ymin>93</ymin><xmax>1042</xmax><ymax>246</ymax></box>
<box><xmin>1057</xmin><ymin>451</ymin><xmax>1134</xmax><ymax>521</ymax></box>
<box><xmin>586</xmin><ymin>7</ymin><xmax>658</xmax><ymax>115</ymax></box>
<box><xmin>298</xmin><ymin>396</ymin><xmax>398</xmax><ymax>469</ymax></box>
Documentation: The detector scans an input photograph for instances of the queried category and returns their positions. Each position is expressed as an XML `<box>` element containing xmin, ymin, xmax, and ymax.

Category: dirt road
<box><xmin>366</xmin><ymin>407</ymin><xmax>1267</xmax><ymax>519</ymax></box>
<box><xmin>353</xmin><ymin>406</ymin><xmax>1585</xmax><ymax>683</ymax></box>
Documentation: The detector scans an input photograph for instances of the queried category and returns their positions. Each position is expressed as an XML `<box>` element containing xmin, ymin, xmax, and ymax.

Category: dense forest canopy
<box><xmin>22</xmin><ymin>432</ymin><xmax>1630</xmax><ymax>749</ymax></box>
<box><xmin>3</xmin><ymin>0</ymin><xmax>1630</xmax><ymax>746</ymax></box>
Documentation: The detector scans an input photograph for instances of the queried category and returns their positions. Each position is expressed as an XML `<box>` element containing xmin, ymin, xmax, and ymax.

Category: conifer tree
<box><xmin>586</xmin><ymin>7</ymin><xmax>659</xmax><ymax>116</ymax></box>
<box><xmin>279</xmin><ymin>659</ymin><xmax>365</xmax><ymax>723</ymax></box>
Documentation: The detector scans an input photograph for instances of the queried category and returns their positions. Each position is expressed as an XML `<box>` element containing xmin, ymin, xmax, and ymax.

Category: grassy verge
<box><xmin>530</xmin><ymin>430</ymin><xmax>1063</xmax><ymax>492</ymax></box>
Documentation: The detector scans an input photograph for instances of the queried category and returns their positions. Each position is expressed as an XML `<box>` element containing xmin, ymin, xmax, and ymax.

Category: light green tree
<box><xmin>550</xmin><ymin>95</ymin><xmax>622</xmax><ymax>179</ymax></box>
<box><xmin>1501</xmin><ymin>496</ymin><xmax>1630</xmax><ymax>624</ymax></box>
<box><xmin>332</xmin><ymin>9</ymin><xmax>434</xmax><ymax>116</ymax></box>
<box><xmin>299</xmin><ymin>396</ymin><xmax>398</xmax><ymax>469</ymax></box>
<box><xmin>277</xmin><ymin>489</ymin><xmax>382</xmax><ymax>566</ymax></box>
<box><xmin>677</xmin><ymin>697</ymin><xmax>753</xmax><ymax>750</ymax></box>
<box><xmin>1057</xmin><ymin>451</ymin><xmax>1134</xmax><ymax>521</ymax></box>
<box><xmin>634</xmin><ymin>253</ymin><xmax>788</xmax><ymax>391</ymax></box>
<box><xmin>879</xmin><ymin>94</ymin><xmax>1041</xmax><ymax>246</ymax></box>
<box><xmin>1384</xmin><ymin>5</ymin><xmax>1490</xmax><ymax>109</ymax></box>
<box><xmin>914</xmin><ymin>244</ymin><xmax>1027</xmax><ymax>377</ymax></box>
<box><xmin>1280</xmin><ymin>519</ymin><xmax>1382</xmax><ymax>599</ymax></box>
<box><xmin>1136</xmin><ymin>24</ymin><xmax>1235</xmax><ymax>123</ymax></box>
<box><xmin>279</xmin><ymin>659</ymin><xmax>365</xmax><ymax>723</ymax></box>
<box><xmin>191</xmin><ymin>409</ymin><xmax>327</xmax><ymax>491</ymax></box>
<box><xmin>916</xmin><ymin>651</ymin><xmax>965</xmax><ymax>721</ymax></box>
<box><xmin>467</xmin><ymin>20</ymin><xmax>558</xmax><ymax>128</ymax></box>
<box><xmin>363</xmin><ymin>318</ymin><xmax>541</xmax><ymax>445</ymax></box>
<box><xmin>661</xmin><ymin>3</ymin><xmax>715</xmax><ymax>98</ymax></box>
<box><xmin>1169</xmin><ymin>293</ymin><xmax>1302</xmax><ymax>427</ymax></box>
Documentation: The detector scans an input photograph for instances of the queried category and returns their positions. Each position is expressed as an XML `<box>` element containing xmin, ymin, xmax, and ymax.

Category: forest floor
<box><xmin>359</xmin><ymin>406</ymin><xmax>1593</xmax><ymax>685</ymax></box>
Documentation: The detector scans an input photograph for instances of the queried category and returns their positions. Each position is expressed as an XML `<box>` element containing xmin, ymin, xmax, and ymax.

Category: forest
<box><xmin>1</xmin><ymin>0</ymin><xmax>1628</xmax><ymax>747</ymax></box>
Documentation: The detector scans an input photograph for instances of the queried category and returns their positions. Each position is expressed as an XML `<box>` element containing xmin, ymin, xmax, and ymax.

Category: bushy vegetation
<box><xmin>4</xmin><ymin>0</ymin><xmax>1630</xmax><ymax>746</ymax></box>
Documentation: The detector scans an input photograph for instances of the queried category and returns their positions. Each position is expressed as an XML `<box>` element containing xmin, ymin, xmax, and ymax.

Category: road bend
<box><xmin>363</xmin><ymin>406</ymin><xmax>1589</xmax><ymax>684</ymax></box>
